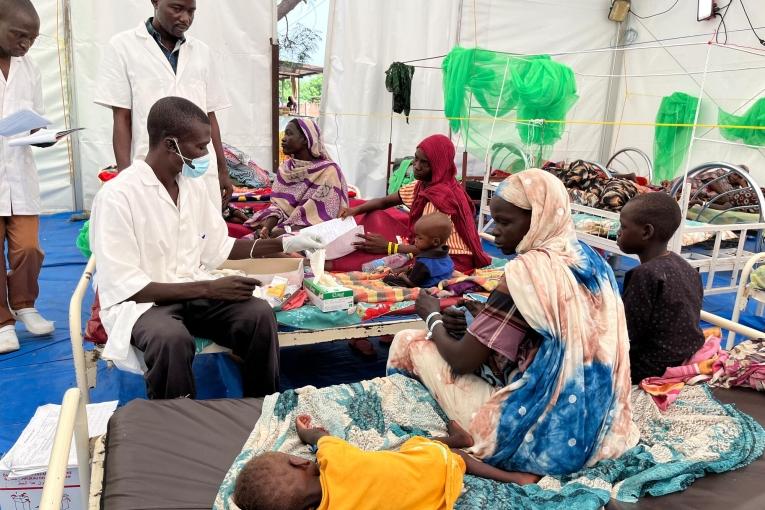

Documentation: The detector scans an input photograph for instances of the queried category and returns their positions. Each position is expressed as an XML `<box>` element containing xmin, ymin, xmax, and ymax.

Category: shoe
<box><xmin>0</xmin><ymin>325</ymin><xmax>20</xmax><ymax>354</ymax></box>
<box><xmin>14</xmin><ymin>308</ymin><xmax>55</xmax><ymax>336</ymax></box>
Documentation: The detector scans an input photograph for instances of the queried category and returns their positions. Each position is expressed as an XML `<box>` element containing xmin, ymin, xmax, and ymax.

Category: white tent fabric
<box><xmin>27</xmin><ymin>0</ymin><xmax>274</xmax><ymax>212</ymax></box>
<box><xmin>607</xmin><ymin>0</ymin><xmax>765</xmax><ymax>184</ymax></box>
<box><xmin>320</xmin><ymin>0</ymin><xmax>462</xmax><ymax>197</ymax></box>
<box><xmin>321</xmin><ymin>0</ymin><xmax>765</xmax><ymax>196</ymax></box>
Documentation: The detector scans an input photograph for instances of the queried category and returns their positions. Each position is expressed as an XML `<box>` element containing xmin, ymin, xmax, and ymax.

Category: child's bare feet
<box><xmin>434</xmin><ymin>420</ymin><xmax>474</xmax><ymax>449</ymax></box>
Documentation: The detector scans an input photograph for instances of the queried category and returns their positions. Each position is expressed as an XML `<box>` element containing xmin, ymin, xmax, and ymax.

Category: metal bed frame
<box><xmin>68</xmin><ymin>256</ymin><xmax>425</xmax><ymax>410</ymax></box>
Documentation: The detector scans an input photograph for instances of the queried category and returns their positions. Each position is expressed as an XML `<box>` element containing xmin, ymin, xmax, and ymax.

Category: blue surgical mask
<box><xmin>173</xmin><ymin>139</ymin><xmax>210</xmax><ymax>178</ymax></box>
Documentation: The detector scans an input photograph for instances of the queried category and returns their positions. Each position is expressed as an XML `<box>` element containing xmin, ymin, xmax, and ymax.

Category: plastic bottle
<box><xmin>362</xmin><ymin>254</ymin><xmax>409</xmax><ymax>273</ymax></box>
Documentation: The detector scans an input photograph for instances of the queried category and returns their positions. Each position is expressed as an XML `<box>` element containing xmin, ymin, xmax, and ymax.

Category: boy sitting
<box><xmin>234</xmin><ymin>415</ymin><xmax>538</xmax><ymax>510</ymax></box>
<box><xmin>617</xmin><ymin>192</ymin><xmax>705</xmax><ymax>383</ymax></box>
<box><xmin>384</xmin><ymin>213</ymin><xmax>455</xmax><ymax>288</ymax></box>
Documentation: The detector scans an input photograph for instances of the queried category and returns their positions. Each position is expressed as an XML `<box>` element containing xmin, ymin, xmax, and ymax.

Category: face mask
<box><xmin>173</xmin><ymin>139</ymin><xmax>210</xmax><ymax>178</ymax></box>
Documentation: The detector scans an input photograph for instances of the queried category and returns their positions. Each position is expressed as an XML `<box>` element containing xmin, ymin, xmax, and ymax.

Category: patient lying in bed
<box><xmin>233</xmin><ymin>415</ymin><xmax>539</xmax><ymax>510</ymax></box>
<box><xmin>383</xmin><ymin>213</ymin><xmax>455</xmax><ymax>288</ymax></box>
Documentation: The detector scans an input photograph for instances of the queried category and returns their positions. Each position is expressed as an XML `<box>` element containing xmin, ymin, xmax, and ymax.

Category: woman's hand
<box><xmin>441</xmin><ymin>306</ymin><xmax>467</xmax><ymax>338</ymax></box>
<box><xmin>352</xmin><ymin>233</ymin><xmax>390</xmax><ymax>253</ymax></box>
<box><xmin>461</xmin><ymin>299</ymin><xmax>486</xmax><ymax>318</ymax></box>
<box><xmin>415</xmin><ymin>291</ymin><xmax>440</xmax><ymax>321</ymax></box>
<box><xmin>259</xmin><ymin>226</ymin><xmax>272</xmax><ymax>239</ymax></box>
<box><xmin>338</xmin><ymin>206</ymin><xmax>357</xmax><ymax>219</ymax></box>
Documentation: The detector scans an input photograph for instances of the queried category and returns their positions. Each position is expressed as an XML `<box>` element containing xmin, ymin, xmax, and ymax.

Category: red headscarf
<box><xmin>410</xmin><ymin>134</ymin><xmax>492</xmax><ymax>270</ymax></box>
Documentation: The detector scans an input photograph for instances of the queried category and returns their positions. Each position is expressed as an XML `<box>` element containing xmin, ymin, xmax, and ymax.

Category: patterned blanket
<box><xmin>214</xmin><ymin>375</ymin><xmax>764</xmax><ymax>510</ymax></box>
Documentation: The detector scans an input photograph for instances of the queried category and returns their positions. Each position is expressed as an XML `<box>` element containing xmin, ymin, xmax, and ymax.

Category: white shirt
<box><xmin>90</xmin><ymin>160</ymin><xmax>235</xmax><ymax>373</ymax></box>
<box><xmin>0</xmin><ymin>56</ymin><xmax>44</xmax><ymax>216</ymax></box>
<box><xmin>93</xmin><ymin>22</ymin><xmax>231</xmax><ymax>207</ymax></box>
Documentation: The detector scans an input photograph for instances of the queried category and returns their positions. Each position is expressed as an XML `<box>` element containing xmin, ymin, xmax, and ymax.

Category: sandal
<box><xmin>348</xmin><ymin>338</ymin><xmax>376</xmax><ymax>358</ymax></box>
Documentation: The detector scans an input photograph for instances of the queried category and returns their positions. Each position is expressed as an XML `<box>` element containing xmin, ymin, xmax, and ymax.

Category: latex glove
<box><xmin>282</xmin><ymin>232</ymin><xmax>325</xmax><ymax>253</ymax></box>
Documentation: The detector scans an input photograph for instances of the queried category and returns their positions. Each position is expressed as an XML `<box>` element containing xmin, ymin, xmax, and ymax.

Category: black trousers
<box><xmin>131</xmin><ymin>298</ymin><xmax>279</xmax><ymax>399</ymax></box>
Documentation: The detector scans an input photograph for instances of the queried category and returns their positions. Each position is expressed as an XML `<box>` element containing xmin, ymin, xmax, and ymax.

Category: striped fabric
<box><xmin>331</xmin><ymin>271</ymin><xmax>420</xmax><ymax>303</ymax></box>
<box><xmin>398</xmin><ymin>182</ymin><xmax>471</xmax><ymax>255</ymax></box>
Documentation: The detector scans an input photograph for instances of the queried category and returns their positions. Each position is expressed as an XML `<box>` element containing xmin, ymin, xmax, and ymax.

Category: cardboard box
<box><xmin>304</xmin><ymin>278</ymin><xmax>354</xmax><ymax>312</ymax></box>
<box><xmin>221</xmin><ymin>258</ymin><xmax>304</xmax><ymax>287</ymax></box>
<box><xmin>0</xmin><ymin>468</ymin><xmax>80</xmax><ymax>510</ymax></box>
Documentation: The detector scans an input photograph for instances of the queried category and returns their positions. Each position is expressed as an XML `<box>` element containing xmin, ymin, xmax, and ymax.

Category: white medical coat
<box><xmin>94</xmin><ymin>22</ymin><xmax>231</xmax><ymax>208</ymax></box>
<box><xmin>90</xmin><ymin>160</ymin><xmax>235</xmax><ymax>373</ymax></box>
<box><xmin>0</xmin><ymin>56</ymin><xmax>44</xmax><ymax>216</ymax></box>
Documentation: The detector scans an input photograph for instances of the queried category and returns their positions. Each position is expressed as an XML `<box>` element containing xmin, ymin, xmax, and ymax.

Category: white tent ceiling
<box><xmin>321</xmin><ymin>0</ymin><xmax>765</xmax><ymax>196</ymax></box>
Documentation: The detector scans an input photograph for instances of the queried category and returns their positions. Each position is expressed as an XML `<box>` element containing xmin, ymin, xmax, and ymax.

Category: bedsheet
<box><xmin>98</xmin><ymin>387</ymin><xmax>765</xmax><ymax>510</ymax></box>
<box><xmin>214</xmin><ymin>376</ymin><xmax>765</xmax><ymax>510</ymax></box>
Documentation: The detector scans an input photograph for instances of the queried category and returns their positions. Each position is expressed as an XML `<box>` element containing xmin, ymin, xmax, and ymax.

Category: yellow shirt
<box><xmin>316</xmin><ymin>436</ymin><xmax>465</xmax><ymax>510</ymax></box>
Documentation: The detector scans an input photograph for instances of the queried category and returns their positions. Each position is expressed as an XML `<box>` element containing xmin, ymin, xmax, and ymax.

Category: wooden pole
<box><xmin>461</xmin><ymin>150</ymin><xmax>469</xmax><ymax>190</ymax></box>
<box><xmin>271</xmin><ymin>38</ymin><xmax>280</xmax><ymax>172</ymax></box>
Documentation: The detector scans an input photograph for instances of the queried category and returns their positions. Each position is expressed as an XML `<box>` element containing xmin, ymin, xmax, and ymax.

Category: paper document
<box><xmin>0</xmin><ymin>109</ymin><xmax>50</xmax><ymax>137</ymax></box>
<box><xmin>0</xmin><ymin>400</ymin><xmax>118</xmax><ymax>478</ymax></box>
<box><xmin>300</xmin><ymin>218</ymin><xmax>364</xmax><ymax>260</ymax></box>
<box><xmin>8</xmin><ymin>127</ymin><xmax>85</xmax><ymax>147</ymax></box>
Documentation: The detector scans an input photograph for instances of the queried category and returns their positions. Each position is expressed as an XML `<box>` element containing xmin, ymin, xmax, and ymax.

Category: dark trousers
<box><xmin>131</xmin><ymin>298</ymin><xmax>279</xmax><ymax>399</ymax></box>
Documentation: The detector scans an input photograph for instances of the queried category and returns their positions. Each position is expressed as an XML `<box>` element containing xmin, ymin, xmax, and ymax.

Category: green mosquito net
<box><xmin>718</xmin><ymin>97</ymin><xmax>765</xmax><ymax>146</ymax></box>
<box><xmin>653</xmin><ymin>92</ymin><xmax>699</xmax><ymax>183</ymax></box>
<box><xmin>442</xmin><ymin>47</ymin><xmax>578</xmax><ymax>163</ymax></box>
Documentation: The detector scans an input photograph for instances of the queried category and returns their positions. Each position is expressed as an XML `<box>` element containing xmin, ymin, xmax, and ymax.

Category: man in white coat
<box><xmin>90</xmin><ymin>97</ymin><xmax>323</xmax><ymax>399</ymax></box>
<box><xmin>0</xmin><ymin>0</ymin><xmax>56</xmax><ymax>354</ymax></box>
<box><xmin>94</xmin><ymin>0</ymin><xmax>233</xmax><ymax>210</ymax></box>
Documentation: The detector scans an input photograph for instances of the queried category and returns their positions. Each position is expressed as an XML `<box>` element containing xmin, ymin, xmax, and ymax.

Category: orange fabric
<box><xmin>316</xmin><ymin>436</ymin><xmax>465</xmax><ymax>510</ymax></box>
<box><xmin>399</xmin><ymin>182</ymin><xmax>471</xmax><ymax>255</ymax></box>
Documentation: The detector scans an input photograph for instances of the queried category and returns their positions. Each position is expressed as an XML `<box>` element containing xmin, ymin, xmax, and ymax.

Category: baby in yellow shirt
<box><xmin>233</xmin><ymin>415</ymin><xmax>539</xmax><ymax>510</ymax></box>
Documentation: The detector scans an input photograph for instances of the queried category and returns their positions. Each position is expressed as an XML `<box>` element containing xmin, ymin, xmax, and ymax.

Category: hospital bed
<box><xmin>480</xmin><ymin>161</ymin><xmax>765</xmax><ymax>297</ymax></box>
<box><xmin>68</xmin><ymin>255</ymin><xmax>425</xmax><ymax>400</ymax></box>
<box><xmin>42</xmin><ymin>311</ymin><xmax>765</xmax><ymax>510</ymax></box>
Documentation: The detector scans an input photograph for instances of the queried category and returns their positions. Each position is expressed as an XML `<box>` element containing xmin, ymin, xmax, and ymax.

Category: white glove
<box><xmin>282</xmin><ymin>232</ymin><xmax>325</xmax><ymax>253</ymax></box>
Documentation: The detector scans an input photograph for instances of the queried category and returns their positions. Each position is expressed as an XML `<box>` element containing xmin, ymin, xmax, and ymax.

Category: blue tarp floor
<box><xmin>1</xmin><ymin>213</ymin><xmax>763</xmax><ymax>455</ymax></box>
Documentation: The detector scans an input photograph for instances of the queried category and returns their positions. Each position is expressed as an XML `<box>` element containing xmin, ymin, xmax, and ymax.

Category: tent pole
<box><xmin>271</xmin><ymin>37</ymin><xmax>280</xmax><ymax>172</ymax></box>
<box><xmin>62</xmin><ymin>0</ymin><xmax>85</xmax><ymax>214</ymax></box>
<box><xmin>598</xmin><ymin>20</ymin><xmax>627</xmax><ymax>165</ymax></box>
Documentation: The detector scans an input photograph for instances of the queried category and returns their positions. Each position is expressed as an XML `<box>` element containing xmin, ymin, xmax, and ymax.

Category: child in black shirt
<box><xmin>617</xmin><ymin>192</ymin><xmax>705</xmax><ymax>383</ymax></box>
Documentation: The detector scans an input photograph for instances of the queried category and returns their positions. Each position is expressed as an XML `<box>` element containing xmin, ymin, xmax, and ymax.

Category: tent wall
<box><xmin>607</xmin><ymin>0</ymin><xmax>765</xmax><ymax>184</ymax></box>
<box><xmin>27</xmin><ymin>0</ymin><xmax>274</xmax><ymax>212</ymax></box>
<box><xmin>320</xmin><ymin>0</ymin><xmax>462</xmax><ymax>197</ymax></box>
<box><xmin>28</xmin><ymin>0</ymin><xmax>75</xmax><ymax>213</ymax></box>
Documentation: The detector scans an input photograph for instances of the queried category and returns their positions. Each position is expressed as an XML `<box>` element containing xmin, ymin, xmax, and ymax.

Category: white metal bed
<box><xmin>479</xmin><ymin>160</ymin><xmax>765</xmax><ymax>297</ymax></box>
<box><xmin>68</xmin><ymin>255</ymin><xmax>425</xmax><ymax>406</ymax></box>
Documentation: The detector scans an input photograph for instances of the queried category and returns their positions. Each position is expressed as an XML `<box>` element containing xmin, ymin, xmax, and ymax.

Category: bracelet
<box><xmin>393</xmin><ymin>243</ymin><xmax>399</xmax><ymax>254</ymax></box>
<box><xmin>387</xmin><ymin>242</ymin><xmax>393</xmax><ymax>255</ymax></box>
<box><xmin>424</xmin><ymin>311</ymin><xmax>441</xmax><ymax>328</ymax></box>
<box><xmin>426</xmin><ymin>319</ymin><xmax>444</xmax><ymax>340</ymax></box>
<box><xmin>249</xmin><ymin>239</ymin><xmax>260</xmax><ymax>259</ymax></box>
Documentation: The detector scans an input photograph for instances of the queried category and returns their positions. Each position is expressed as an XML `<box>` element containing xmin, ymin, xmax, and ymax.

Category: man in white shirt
<box><xmin>90</xmin><ymin>97</ymin><xmax>323</xmax><ymax>399</ymax></box>
<box><xmin>0</xmin><ymin>0</ymin><xmax>56</xmax><ymax>354</ymax></box>
<box><xmin>94</xmin><ymin>0</ymin><xmax>233</xmax><ymax>210</ymax></box>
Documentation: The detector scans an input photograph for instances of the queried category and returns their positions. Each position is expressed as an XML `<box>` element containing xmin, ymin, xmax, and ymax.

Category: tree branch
<box><xmin>277</xmin><ymin>0</ymin><xmax>307</xmax><ymax>20</ymax></box>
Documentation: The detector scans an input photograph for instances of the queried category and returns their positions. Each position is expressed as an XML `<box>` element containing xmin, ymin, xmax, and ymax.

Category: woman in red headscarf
<box><xmin>333</xmin><ymin>134</ymin><xmax>491</xmax><ymax>274</ymax></box>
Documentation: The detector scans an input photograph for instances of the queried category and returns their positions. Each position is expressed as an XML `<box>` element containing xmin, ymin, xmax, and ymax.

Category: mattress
<box><xmin>572</xmin><ymin>213</ymin><xmax>737</xmax><ymax>247</ymax></box>
<box><xmin>102</xmin><ymin>398</ymin><xmax>263</xmax><ymax>510</ymax></box>
<box><xmin>101</xmin><ymin>389</ymin><xmax>764</xmax><ymax>510</ymax></box>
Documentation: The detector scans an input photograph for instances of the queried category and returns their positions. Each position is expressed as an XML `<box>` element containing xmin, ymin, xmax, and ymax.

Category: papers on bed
<box><xmin>0</xmin><ymin>401</ymin><xmax>118</xmax><ymax>478</ymax></box>
<box><xmin>300</xmin><ymin>217</ymin><xmax>364</xmax><ymax>260</ymax></box>
<box><xmin>8</xmin><ymin>127</ymin><xmax>85</xmax><ymax>147</ymax></box>
<box><xmin>0</xmin><ymin>109</ymin><xmax>49</xmax><ymax>137</ymax></box>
